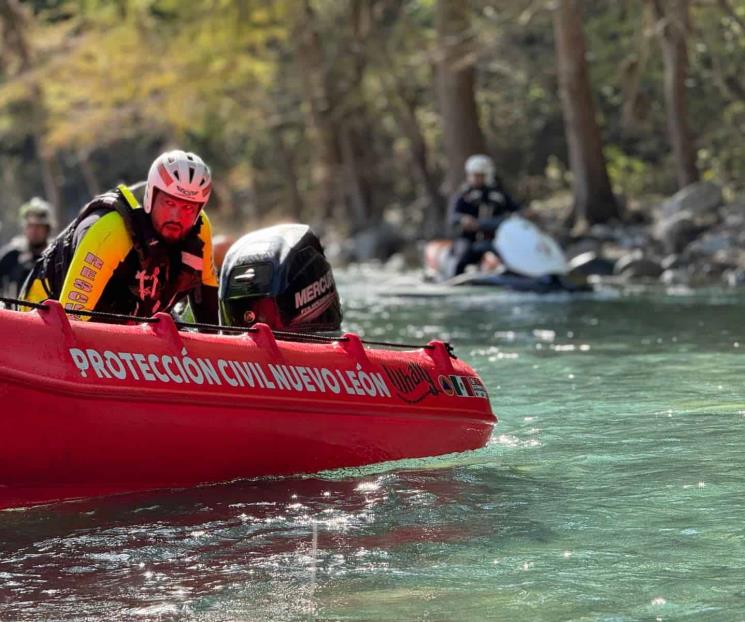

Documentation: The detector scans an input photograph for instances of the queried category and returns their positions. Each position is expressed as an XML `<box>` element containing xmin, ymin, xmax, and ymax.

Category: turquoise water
<box><xmin>3</xmin><ymin>276</ymin><xmax>745</xmax><ymax>621</ymax></box>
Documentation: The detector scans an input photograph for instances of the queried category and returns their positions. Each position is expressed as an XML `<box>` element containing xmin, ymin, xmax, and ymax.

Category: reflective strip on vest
<box><xmin>181</xmin><ymin>252</ymin><xmax>203</xmax><ymax>272</ymax></box>
<box><xmin>117</xmin><ymin>184</ymin><xmax>141</xmax><ymax>209</ymax></box>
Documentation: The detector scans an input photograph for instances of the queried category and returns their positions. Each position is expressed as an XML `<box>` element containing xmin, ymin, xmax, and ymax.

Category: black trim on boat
<box><xmin>0</xmin><ymin>296</ymin><xmax>455</xmax><ymax>356</ymax></box>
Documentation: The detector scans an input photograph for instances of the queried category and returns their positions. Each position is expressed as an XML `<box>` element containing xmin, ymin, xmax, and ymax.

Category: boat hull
<box><xmin>423</xmin><ymin>239</ymin><xmax>591</xmax><ymax>292</ymax></box>
<box><xmin>0</xmin><ymin>302</ymin><xmax>495</xmax><ymax>509</ymax></box>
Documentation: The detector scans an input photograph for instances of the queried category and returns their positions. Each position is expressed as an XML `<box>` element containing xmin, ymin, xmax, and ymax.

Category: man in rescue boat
<box><xmin>448</xmin><ymin>154</ymin><xmax>522</xmax><ymax>275</ymax></box>
<box><xmin>22</xmin><ymin>150</ymin><xmax>219</xmax><ymax>324</ymax></box>
<box><xmin>0</xmin><ymin>198</ymin><xmax>53</xmax><ymax>298</ymax></box>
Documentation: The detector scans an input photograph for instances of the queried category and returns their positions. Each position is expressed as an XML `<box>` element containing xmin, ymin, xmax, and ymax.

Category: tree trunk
<box><xmin>435</xmin><ymin>0</ymin><xmax>486</xmax><ymax>197</ymax></box>
<box><xmin>274</xmin><ymin>129</ymin><xmax>305</xmax><ymax>222</ymax></box>
<box><xmin>293</xmin><ymin>0</ymin><xmax>346</xmax><ymax>225</ymax></box>
<box><xmin>338</xmin><ymin>122</ymin><xmax>369</xmax><ymax>228</ymax></box>
<box><xmin>620</xmin><ymin>4</ymin><xmax>653</xmax><ymax>136</ymax></box>
<box><xmin>553</xmin><ymin>0</ymin><xmax>620</xmax><ymax>226</ymax></box>
<box><xmin>649</xmin><ymin>0</ymin><xmax>699</xmax><ymax>188</ymax></box>
<box><xmin>34</xmin><ymin>132</ymin><xmax>62</xmax><ymax>225</ymax></box>
<box><xmin>371</xmin><ymin>32</ymin><xmax>445</xmax><ymax>236</ymax></box>
<box><xmin>293</xmin><ymin>0</ymin><xmax>372</xmax><ymax>230</ymax></box>
<box><xmin>78</xmin><ymin>149</ymin><xmax>101</xmax><ymax>200</ymax></box>
<box><xmin>0</xmin><ymin>0</ymin><xmax>62</xmax><ymax>225</ymax></box>
<box><xmin>390</xmin><ymin>90</ymin><xmax>447</xmax><ymax>236</ymax></box>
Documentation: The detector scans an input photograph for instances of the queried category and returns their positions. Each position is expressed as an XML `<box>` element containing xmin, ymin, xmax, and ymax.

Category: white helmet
<box><xmin>464</xmin><ymin>154</ymin><xmax>495</xmax><ymax>184</ymax></box>
<box><xmin>144</xmin><ymin>150</ymin><xmax>212</xmax><ymax>214</ymax></box>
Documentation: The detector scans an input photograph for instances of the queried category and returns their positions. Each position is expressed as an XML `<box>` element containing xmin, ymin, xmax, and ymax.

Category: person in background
<box><xmin>448</xmin><ymin>154</ymin><xmax>522</xmax><ymax>276</ymax></box>
<box><xmin>22</xmin><ymin>150</ymin><xmax>219</xmax><ymax>325</ymax></box>
<box><xmin>0</xmin><ymin>198</ymin><xmax>53</xmax><ymax>298</ymax></box>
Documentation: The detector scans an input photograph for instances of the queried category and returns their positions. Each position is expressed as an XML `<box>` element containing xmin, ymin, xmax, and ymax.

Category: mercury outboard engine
<box><xmin>219</xmin><ymin>224</ymin><xmax>342</xmax><ymax>332</ymax></box>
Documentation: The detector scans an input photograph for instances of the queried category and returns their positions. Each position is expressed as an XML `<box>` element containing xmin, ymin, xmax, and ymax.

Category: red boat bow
<box><xmin>0</xmin><ymin>301</ymin><xmax>495</xmax><ymax>509</ymax></box>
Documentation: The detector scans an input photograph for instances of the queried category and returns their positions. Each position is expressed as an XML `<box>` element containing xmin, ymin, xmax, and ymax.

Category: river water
<box><xmin>2</xmin><ymin>271</ymin><xmax>745</xmax><ymax>621</ymax></box>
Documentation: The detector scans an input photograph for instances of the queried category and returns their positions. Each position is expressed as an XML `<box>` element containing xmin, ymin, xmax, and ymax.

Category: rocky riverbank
<box><xmin>560</xmin><ymin>182</ymin><xmax>745</xmax><ymax>287</ymax></box>
<box><xmin>333</xmin><ymin>180</ymin><xmax>745</xmax><ymax>288</ymax></box>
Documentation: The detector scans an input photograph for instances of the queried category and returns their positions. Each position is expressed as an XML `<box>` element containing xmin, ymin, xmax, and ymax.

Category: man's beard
<box><xmin>158</xmin><ymin>222</ymin><xmax>185</xmax><ymax>243</ymax></box>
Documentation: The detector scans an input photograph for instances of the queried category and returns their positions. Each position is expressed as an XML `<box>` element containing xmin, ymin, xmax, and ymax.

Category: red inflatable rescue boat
<box><xmin>0</xmin><ymin>301</ymin><xmax>495</xmax><ymax>509</ymax></box>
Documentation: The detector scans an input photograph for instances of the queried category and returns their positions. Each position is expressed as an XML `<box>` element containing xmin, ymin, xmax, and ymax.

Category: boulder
<box><xmin>660</xmin><ymin>268</ymin><xmax>690</xmax><ymax>286</ymax></box>
<box><xmin>661</xmin><ymin>254</ymin><xmax>684</xmax><ymax>270</ymax></box>
<box><xmin>614</xmin><ymin>250</ymin><xmax>663</xmax><ymax>280</ymax></box>
<box><xmin>659</xmin><ymin>181</ymin><xmax>724</xmax><ymax>220</ymax></box>
<box><xmin>585</xmin><ymin>223</ymin><xmax>653</xmax><ymax>249</ymax></box>
<box><xmin>563</xmin><ymin>238</ymin><xmax>602</xmax><ymax>261</ymax></box>
<box><xmin>586</xmin><ymin>223</ymin><xmax>618</xmax><ymax>241</ymax></box>
<box><xmin>685</xmin><ymin>231</ymin><xmax>735</xmax><ymax>257</ymax></box>
<box><xmin>568</xmin><ymin>251</ymin><xmax>616</xmax><ymax>276</ymax></box>
<box><xmin>694</xmin><ymin>260</ymin><xmax>730</xmax><ymax>280</ymax></box>
<box><xmin>654</xmin><ymin>213</ymin><xmax>702</xmax><ymax>254</ymax></box>
<box><xmin>719</xmin><ymin>203</ymin><xmax>745</xmax><ymax>227</ymax></box>
<box><xmin>350</xmin><ymin>223</ymin><xmax>407</xmax><ymax>263</ymax></box>
<box><xmin>723</xmin><ymin>268</ymin><xmax>745</xmax><ymax>287</ymax></box>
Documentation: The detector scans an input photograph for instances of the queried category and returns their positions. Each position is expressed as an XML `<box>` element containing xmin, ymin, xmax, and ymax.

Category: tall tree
<box><xmin>553</xmin><ymin>0</ymin><xmax>620</xmax><ymax>226</ymax></box>
<box><xmin>620</xmin><ymin>4</ymin><xmax>654</xmax><ymax>136</ymax></box>
<box><xmin>368</xmin><ymin>15</ymin><xmax>445</xmax><ymax>236</ymax></box>
<box><xmin>648</xmin><ymin>0</ymin><xmax>699</xmax><ymax>188</ymax></box>
<box><xmin>293</xmin><ymin>0</ymin><xmax>370</xmax><ymax>229</ymax></box>
<box><xmin>0</xmin><ymin>0</ymin><xmax>61</xmax><ymax>224</ymax></box>
<box><xmin>435</xmin><ymin>0</ymin><xmax>486</xmax><ymax>199</ymax></box>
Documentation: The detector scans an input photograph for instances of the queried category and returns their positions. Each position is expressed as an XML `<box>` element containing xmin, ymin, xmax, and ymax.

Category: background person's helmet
<box><xmin>19</xmin><ymin>197</ymin><xmax>54</xmax><ymax>228</ymax></box>
<box><xmin>143</xmin><ymin>150</ymin><xmax>212</xmax><ymax>216</ymax></box>
<box><xmin>464</xmin><ymin>154</ymin><xmax>495</xmax><ymax>184</ymax></box>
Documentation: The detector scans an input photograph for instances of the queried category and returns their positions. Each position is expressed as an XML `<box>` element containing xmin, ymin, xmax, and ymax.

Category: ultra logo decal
<box><xmin>383</xmin><ymin>363</ymin><xmax>439</xmax><ymax>404</ymax></box>
<box><xmin>439</xmin><ymin>374</ymin><xmax>489</xmax><ymax>399</ymax></box>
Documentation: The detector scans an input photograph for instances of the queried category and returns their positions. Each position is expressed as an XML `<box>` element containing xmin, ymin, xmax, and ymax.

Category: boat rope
<box><xmin>0</xmin><ymin>295</ymin><xmax>454</xmax><ymax>355</ymax></box>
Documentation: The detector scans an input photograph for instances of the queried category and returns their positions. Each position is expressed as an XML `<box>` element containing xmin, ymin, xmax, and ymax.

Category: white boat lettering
<box><xmin>269</xmin><ymin>364</ymin><xmax>290</xmax><ymax>390</ymax></box>
<box><xmin>147</xmin><ymin>354</ymin><xmax>170</xmax><ymax>383</ymax></box>
<box><xmin>68</xmin><ymin>348</ymin><xmax>394</xmax><ymax>399</ymax></box>
<box><xmin>103</xmin><ymin>351</ymin><xmax>127</xmax><ymax>380</ymax></box>
<box><xmin>217</xmin><ymin>359</ymin><xmax>239</xmax><ymax>387</ymax></box>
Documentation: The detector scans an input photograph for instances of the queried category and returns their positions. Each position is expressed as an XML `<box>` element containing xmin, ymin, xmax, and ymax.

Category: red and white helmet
<box><xmin>144</xmin><ymin>150</ymin><xmax>212</xmax><ymax>214</ymax></box>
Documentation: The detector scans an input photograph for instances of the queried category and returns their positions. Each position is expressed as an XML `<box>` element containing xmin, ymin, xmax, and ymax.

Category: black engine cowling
<box><xmin>219</xmin><ymin>224</ymin><xmax>342</xmax><ymax>332</ymax></box>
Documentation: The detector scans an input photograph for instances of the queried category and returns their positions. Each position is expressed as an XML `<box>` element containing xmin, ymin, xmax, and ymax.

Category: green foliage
<box><xmin>3</xmin><ymin>0</ymin><xmax>745</xmax><ymax>236</ymax></box>
<box><xmin>604</xmin><ymin>144</ymin><xmax>651</xmax><ymax>199</ymax></box>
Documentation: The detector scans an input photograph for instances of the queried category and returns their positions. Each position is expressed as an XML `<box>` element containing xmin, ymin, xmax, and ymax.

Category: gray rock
<box><xmin>684</xmin><ymin>231</ymin><xmax>735</xmax><ymax>257</ymax></box>
<box><xmin>587</xmin><ymin>224</ymin><xmax>618</xmax><ymax>241</ymax></box>
<box><xmin>564</xmin><ymin>238</ymin><xmax>602</xmax><ymax>261</ymax></box>
<box><xmin>660</xmin><ymin>181</ymin><xmax>724</xmax><ymax>219</ymax></box>
<box><xmin>660</xmin><ymin>268</ymin><xmax>690</xmax><ymax>286</ymax></box>
<box><xmin>568</xmin><ymin>251</ymin><xmax>616</xmax><ymax>276</ymax></box>
<box><xmin>654</xmin><ymin>213</ymin><xmax>702</xmax><ymax>254</ymax></box>
<box><xmin>719</xmin><ymin>203</ymin><xmax>745</xmax><ymax>226</ymax></box>
<box><xmin>695</xmin><ymin>261</ymin><xmax>729</xmax><ymax>279</ymax></box>
<box><xmin>661</xmin><ymin>254</ymin><xmax>683</xmax><ymax>270</ymax></box>
<box><xmin>350</xmin><ymin>223</ymin><xmax>406</xmax><ymax>262</ymax></box>
<box><xmin>614</xmin><ymin>250</ymin><xmax>664</xmax><ymax>279</ymax></box>
<box><xmin>723</xmin><ymin>268</ymin><xmax>745</xmax><ymax>287</ymax></box>
<box><xmin>585</xmin><ymin>223</ymin><xmax>652</xmax><ymax>249</ymax></box>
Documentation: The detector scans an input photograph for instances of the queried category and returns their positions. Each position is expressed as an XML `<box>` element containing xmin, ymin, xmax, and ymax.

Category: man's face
<box><xmin>151</xmin><ymin>190</ymin><xmax>202</xmax><ymax>243</ymax></box>
<box><xmin>24</xmin><ymin>221</ymin><xmax>49</xmax><ymax>247</ymax></box>
<box><xmin>468</xmin><ymin>172</ymin><xmax>487</xmax><ymax>188</ymax></box>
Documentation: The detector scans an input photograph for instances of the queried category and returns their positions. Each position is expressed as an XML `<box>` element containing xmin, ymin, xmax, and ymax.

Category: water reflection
<box><xmin>1</xmin><ymin>462</ymin><xmax>555</xmax><ymax>621</ymax></box>
<box><xmin>6</xmin><ymin>280</ymin><xmax>745</xmax><ymax>619</ymax></box>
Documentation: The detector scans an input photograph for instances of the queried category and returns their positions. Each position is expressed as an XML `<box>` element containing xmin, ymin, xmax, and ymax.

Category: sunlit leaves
<box><xmin>0</xmin><ymin>0</ymin><xmax>288</xmax><ymax>151</ymax></box>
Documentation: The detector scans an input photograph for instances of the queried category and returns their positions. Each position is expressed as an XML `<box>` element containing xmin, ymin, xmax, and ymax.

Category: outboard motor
<box><xmin>219</xmin><ymin>224</ymin><xmax>342</xmax><ymax>332</ymax></box>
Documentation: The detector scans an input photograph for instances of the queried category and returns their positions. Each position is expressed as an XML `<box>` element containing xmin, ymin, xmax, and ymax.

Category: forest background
<box><xmin>0</xmin><ymin>0</ymin><xmax>741</xmax><ymax>263</ymax></box>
